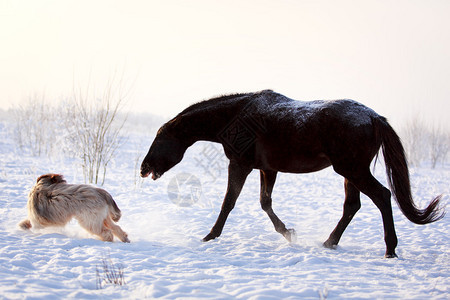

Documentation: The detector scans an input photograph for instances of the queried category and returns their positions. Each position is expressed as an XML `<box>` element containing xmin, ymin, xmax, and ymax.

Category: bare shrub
<box><xmin>400</xmin><ymin>115</ymin><xmax>428</xmax><ymax>167</ymax></box>
<box><xmin>429</xmin><ymin>123</ymin><xmax>449</xmax><ymax>168</ymax></box>
<box><xmin>96</xmin><ymin>251</ymin><xmax>126</xmax><ymax>289</ymax></box>
<box><xmin>12</xmin><ymin>94</ymin><xmax>60</xmax><ymax>156</ymax></box>
<box><xmin>134</xmin><ymin>148</ymin><xmax>144</xmax><ymax>189</ymax></box>
<box><xmin>400</xmin><ymin>116</ymin><xmax>449</xmax><ymax>168</ymax></box>
<box><xmin>11</xmin><ymin>76</ymin><xmax>129</xmax><ymax>185</ymax></box>
<box><xmin>64</xmin><ymin>77</ymin><xmax>129</xmax><ymax>185</ymax></box>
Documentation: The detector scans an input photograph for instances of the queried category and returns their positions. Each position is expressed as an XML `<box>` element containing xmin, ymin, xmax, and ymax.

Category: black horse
<box><xmin>141</xmin><ymin>90</ymin><xmax>444</xmax><ymax>258</ymax></box>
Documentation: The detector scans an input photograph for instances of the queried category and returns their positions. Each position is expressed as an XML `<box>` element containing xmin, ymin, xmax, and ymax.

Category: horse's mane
<box><xmin>178</xmin><ymin>90</ymin><xmax>274</xmax><ymax>116</ymax></box>
<box><xmin>158</xmin><ymin>90</ymin><xmax>273</xmax><ymax>135</ymax></box>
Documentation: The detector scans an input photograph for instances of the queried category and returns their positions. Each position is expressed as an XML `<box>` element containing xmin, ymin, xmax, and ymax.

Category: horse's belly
<box><xmin>281</xmin><ymin>154</ymin><xmax>331</xmax><ymax>173</ymax></box>
<box><xmin>256</xmin><ymin>150</ymin><xmax>331</xmax><ymax>173</ymax></box>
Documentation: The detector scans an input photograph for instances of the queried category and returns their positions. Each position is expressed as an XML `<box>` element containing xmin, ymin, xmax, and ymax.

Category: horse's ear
<box><xmin>158</xmin><ymin>115</ymin><xmax>183</xmax><ymax>136</ymax></box>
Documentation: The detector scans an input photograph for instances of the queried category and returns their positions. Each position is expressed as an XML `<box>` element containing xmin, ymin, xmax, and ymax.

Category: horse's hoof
<box><xmin>384</xmin><ymin>252</ymin><xmax>398</xmax><ymax>259</ymax></box>
<box><xmin>284</xmin><ymin>228</ymin><xmax>297</xmax><ymax>243</ymax></box>
<box><xmin>323</xmin><ymin>239</ymin><xmax>337</xmax><ymax>249</ymax></box>
<box><xmin>202</xmin><ymin>233</ymin><xmax>216</xmax><ymax>242</ymax></box>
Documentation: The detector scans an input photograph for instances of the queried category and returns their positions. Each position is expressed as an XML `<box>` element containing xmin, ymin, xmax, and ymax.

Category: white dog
<box><xmin>19</xmin><ymin>174</ymin><xmax>130</xmax><ymax>243</ymax></box>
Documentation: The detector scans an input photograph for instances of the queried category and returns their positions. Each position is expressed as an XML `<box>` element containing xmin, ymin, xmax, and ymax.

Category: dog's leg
<box><xmin>104</xmin><ymin>218</ymin><xmax>130</xmax><ymax>243</ymax></box>
<box><xmin>77</xmin><ymin>216</ymin><xmax>114</xmax><ymax>242</ymax></box>
<box><xmin>99</xmin><ymin>226</ymin><xmax>114</xmax><ymax>242</ymax></box>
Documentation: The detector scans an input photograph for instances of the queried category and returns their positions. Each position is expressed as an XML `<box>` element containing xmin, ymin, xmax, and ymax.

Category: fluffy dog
<box><xmin>19</xmin><ymin>174</ymin><xmax>130</xmax><ymax>243</ymax></box>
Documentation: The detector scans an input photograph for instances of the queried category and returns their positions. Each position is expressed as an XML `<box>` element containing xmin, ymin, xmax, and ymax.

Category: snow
<box><xmin>0</xmin><ymin>119</ymin><xmax>449</xmax><ymax>299</ymax></box>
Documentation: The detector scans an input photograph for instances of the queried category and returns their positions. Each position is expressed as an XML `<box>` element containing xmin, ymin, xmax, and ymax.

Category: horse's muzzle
<box><xmin>140</xmin><ymin>168</ymin><xmax>161</xmax><ymax>180</ymax></box>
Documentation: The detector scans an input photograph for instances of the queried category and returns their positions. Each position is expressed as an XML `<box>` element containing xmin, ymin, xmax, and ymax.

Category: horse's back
<box><xmin>249</xmin><ymin>91</ymin><xmax>379</xmax><ymax>127</ymax></box>
<box><xmin>241</xmin><ymin>91</ymin><xmax>383</xmax><ymax>172</ymax></box>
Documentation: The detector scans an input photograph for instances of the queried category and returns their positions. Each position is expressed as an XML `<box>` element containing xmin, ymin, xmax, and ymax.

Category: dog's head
<box><xmin>36</xmin><ymin>174</ymin><xmax>67</xmax><ymax>185</ymax></box>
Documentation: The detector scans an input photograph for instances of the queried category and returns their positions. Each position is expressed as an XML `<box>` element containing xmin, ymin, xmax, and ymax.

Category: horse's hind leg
<box><xmin>260</xmin><ymin>170</ymin><xmax>295</xmax><ymax>242</ymax></box>
<box><xmin>347</xmin><ymin>171</ymin><xmax>398</xmax><ymax>258</ymax></box>
<box><xmin>324</xmin><ymin>179</ymin><xmax>361</xmax><ymax>249</ymax></box>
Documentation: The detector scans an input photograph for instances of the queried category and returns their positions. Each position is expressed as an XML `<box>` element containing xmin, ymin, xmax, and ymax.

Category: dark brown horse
<box><xmin>140</xmin><ymin>90</ymin><xmax>444</xmax><ymax>258</ymax></box>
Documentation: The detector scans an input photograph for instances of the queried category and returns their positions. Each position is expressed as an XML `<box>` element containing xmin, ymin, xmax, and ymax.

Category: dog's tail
<box><xmin>108</xmin><ymin>199</ymin><xmax>122</xmax><ymax>222</ymax></box>
<box><xmin>98</xmin><ymin>189</ymin><xmax>122</xmax><ymax>222</ymax></box>
<box><xmin>19</xmin><ymin>219</ymin><xmax>32</xmax><ymax>230</ymax></box>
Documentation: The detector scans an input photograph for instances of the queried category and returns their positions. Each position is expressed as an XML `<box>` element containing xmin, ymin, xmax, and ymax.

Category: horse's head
<box><xmin>140</xmin><ymin>121</ymin><xmax>188</xmax><ymax>180</ymax></box>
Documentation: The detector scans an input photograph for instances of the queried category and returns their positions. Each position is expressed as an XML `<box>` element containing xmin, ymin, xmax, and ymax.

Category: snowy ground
<box><xmin>0</xmin><ymin>120</ymin><xmax>448</xmax><ymax>299</ymax></box>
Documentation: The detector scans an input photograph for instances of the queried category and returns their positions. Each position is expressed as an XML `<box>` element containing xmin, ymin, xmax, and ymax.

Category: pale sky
<box><xmin>1</xmin><ymin>0</ymin><xmax>449</xmax><ymax>129</ymax></box>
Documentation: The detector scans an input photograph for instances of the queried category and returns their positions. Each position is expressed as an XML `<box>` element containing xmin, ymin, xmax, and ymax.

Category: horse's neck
<box><xmin>176</xmin><ymin>108</ymin><xmax>236</xmax><ymax>145</ymax></box>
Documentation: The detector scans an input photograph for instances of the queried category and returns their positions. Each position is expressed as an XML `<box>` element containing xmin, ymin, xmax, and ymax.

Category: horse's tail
<box><xmin>374</xmin><ymin>117</ymin><xmax>445</xmax><ymax>224</ymax></box>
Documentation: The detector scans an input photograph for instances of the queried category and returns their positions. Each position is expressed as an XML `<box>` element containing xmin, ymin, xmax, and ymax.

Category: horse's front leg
<box><xmin>202</xmin><ymin>161</ymin><xmax>252</xmax><ymax>242</ymax></box>
<box><xmin>260</xmin><ymin>170</ymin><xmax>296</xmax><ymax>242</ymax></box>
